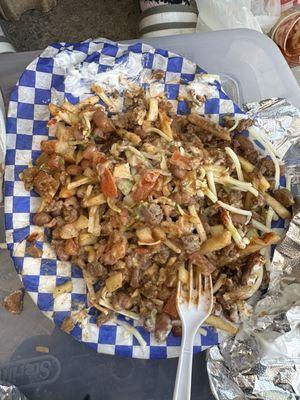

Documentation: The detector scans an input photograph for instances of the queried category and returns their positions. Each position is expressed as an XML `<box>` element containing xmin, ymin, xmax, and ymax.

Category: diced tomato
<box><xmin>170</xmin><ymin>150</ymin><xmax>191</xmax><ymax>170</ymax></box>
<box><xmin>47</xmin><ymin>117</ymin><xmax>58</xmax><ymax>126</ymax></box>
<box><xmin>132</xmin><ymin>170</ymin><xmax>160</xmax><ymax>202</ymax></box>
<box><xmin>101</xmin><ymin>168</ymin><xmax>118</xmax><ymax>198</ymax></box>
<box><xmin>163</xmin><ymin>292</ymin><xmax>178</xmax><ymax>318</ymax></box>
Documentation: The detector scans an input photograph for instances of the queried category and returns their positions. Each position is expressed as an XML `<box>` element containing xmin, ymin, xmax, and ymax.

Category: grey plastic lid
<box><xmin>133</xmin><ymin>29</ymin><xmax>300</xmax><ymax>109</ymax></box>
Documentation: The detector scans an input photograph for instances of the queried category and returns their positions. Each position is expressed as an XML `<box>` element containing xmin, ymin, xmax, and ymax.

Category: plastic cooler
<box><xmin>0</xmin><ymin>29</ymin><xmax>299</xmax><ymax>400</ymax></box>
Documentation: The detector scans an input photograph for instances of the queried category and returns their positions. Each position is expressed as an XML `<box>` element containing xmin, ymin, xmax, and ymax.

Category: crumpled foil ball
<box><xmin>0</xmin><ymin>382</ymin><xmax>28</xmax><ymax>400</ymax></box>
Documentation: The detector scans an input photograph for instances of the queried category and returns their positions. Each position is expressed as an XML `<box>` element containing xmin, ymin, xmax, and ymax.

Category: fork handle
<box><xmin>173</xmin><ymin>328</ymin><xmax>196</xmax><ymax>400</ymax></box>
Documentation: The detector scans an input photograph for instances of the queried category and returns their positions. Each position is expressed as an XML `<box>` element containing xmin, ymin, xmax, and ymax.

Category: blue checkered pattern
<box><xmin>4</xmin><ymin>39</ymin><xmax>283</xmax><ymax>359</ymax></box>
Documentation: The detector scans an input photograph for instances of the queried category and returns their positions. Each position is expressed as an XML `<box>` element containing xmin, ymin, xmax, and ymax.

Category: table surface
<box><xmin>1</xmin><ymin>30</ymin><xmax>299</xmax><ymax>400</ymax></box>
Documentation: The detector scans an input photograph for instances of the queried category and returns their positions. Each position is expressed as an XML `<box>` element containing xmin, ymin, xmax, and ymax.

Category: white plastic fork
<box><xmin>173</xmin><ymin>265</ymin><xmax>213</xmax><ymax>400</ymax></box>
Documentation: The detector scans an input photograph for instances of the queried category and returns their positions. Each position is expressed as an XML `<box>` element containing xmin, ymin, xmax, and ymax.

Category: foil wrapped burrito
<box><xmin>207</xmin><ymin>98</ymin><xmax>300</xmax><ymax>400</ymax></box>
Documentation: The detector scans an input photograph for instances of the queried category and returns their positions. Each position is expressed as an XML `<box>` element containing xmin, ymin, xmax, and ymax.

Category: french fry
<box><xmin>78</xmin><ymin>95</ymin><xmax>99</xmax><ymax>108</ymax></box>
<box><xmin>238</xmin><ymin>156</ymin><xmax>270</xmax><ymax>192</ymax></box>
<box><xmin>178</xmin><ymin>263</ymin><xmax>189</xmax><ymax>284</ymax></box>
<box><xmin>105</xmin><ymin>272</ymin><xmax>123</xmax><ymax>292</ymax></box>
<box><xmin>59</xmin><ymin>187</ymin><xmax>76</xmax><ymax>199</ymax></box>
<box><xmin>188</xmin><ymin>113</ymin><xmax>231</xmax><ymax>141</ymax></box>
<box><xmin>205</xmin><ymin>315</ymin><xmax>238</xmax><ymax>335</ymax></box>
<box><xmin>152</xmin><ymin>227</ymin><xmax>167</xmax><ymax>241</ymax></box>
<box><xmin>213</xmin><ymin>273</ymin><xmax>227</xmax><ymax>293</ymax></box>
<box><xmin>91</xmin><ymin>83</ymin><xmax>114</xmax><ymax>109</ymax></box>
<box><xmin>210</xmin><ymin>225</ymin><xmax>224</xmax><ymax>236</ymax></box>
<box><xmin>239</xmin><ymin>232</ymin><xmax>280</xmax><ymax>258</ymax></box>
<box><xmin>147</xmin><ymin>98</ymin><xmax>159</xmax><ymax>122</ymax></box>
<box><xmin>79</xmin><ymin>232</ymin><xmax>98</xmax><ymax>246</ymax></box>
<box><xmin>198</xmin><ymin>231</ymin><xmax>231</xmax><ymax>255</ymax></box>
<box><xmin>188</xmin><ymin>205</ymin><xmax>207</xmax><ymax>243</ymax></box>
<box><xmin>238</xmin><ymin>155</ymin><xmax>254</xmax><ymax>173</ymax></box>
<box><xmin>88</xmin><ymin>206</ymin><xmax>101</xmax><ymax>236</ymax></box>
<box><xmin>263</xmin><ymin>192</ymin><xmax>292</xmax><ymax>220</ymax></box>
<box><xmin>73</xmin><ymin>215</ymin><xmax>89</xmax><ymax>230</ymax></box>
<box><xmin>164</xmin><ymin>239</ymin><xmax>182</xmax><ymax>254</ymax></box>
<box><xmin>116</xmin><ymin>128</ymin><xmax>141</xmax><ymax>145</ymax></box>
<box><xmin>158</xmin><ymin>110</ymin><xmax>173</xmax><ymax>139</ymax></box>
<box><xmin>251</xmin><ymin>174</ymin><xmax>270</xmax><ymax>192</ymax></box>
<box><xmin>67</xmin><ymin>177</ymin><xmax>95</xmax><ymax>190</ymax></box>
<box><xmin>82</xmin><ymin>193</ymin><xmax>106</xmax><ymax>208</ymax></box>
<box><xmin>62</xmin><ymin>101</ymin><xmax>78</xmax><ymax>113</ymax></box>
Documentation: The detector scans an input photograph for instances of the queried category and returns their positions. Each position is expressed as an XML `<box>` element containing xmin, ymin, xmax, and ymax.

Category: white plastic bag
<box><xmin>195</xmin><ymin>0</ymin><xmax>281</xmax><ymax>34</ymax></box>
<box><xmin>252</xmin><ymin>0</ymin><xmax>281</xmax><ymax>33</ymax></box>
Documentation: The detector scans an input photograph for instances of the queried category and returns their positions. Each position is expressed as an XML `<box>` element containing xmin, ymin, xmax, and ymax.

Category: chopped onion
<box><xmin>113</xmin><ymin>163</ymin><xmax>133</xmax><ymax>181</ymax></box>
<box><xmin>112</xmin><ymin>317</ymin><xmax>146</xmax><ymax>348</ymax></box>
<box><xmin>126</xmin><ymin>146</ymin><xmax>152</xmax><ymax>168</ymax></box>
<box><xmin>145</xmin><ymin>127</ymin><xmax>172</xmax><ymax>142</ymax></box>
<box><xmin>99</xmin><ymin>298</ymin><xmax>139</xmax><ymax>320</ymax></box>
<box><xmin>107</xmin><ymin>198</ymin><xmax>121</xmax><ymax>214</ymax></box>
<box><xmin>225</xmin><ymin>147</ymin><xmax>244</xmax><ymax>181</ymax></box>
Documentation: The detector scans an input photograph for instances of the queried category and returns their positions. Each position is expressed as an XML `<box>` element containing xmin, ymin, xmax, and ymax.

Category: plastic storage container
<box><xmin>0</xmin><ymin>29</ymin><xmax>299</xmax><ymax>400</ymax></box>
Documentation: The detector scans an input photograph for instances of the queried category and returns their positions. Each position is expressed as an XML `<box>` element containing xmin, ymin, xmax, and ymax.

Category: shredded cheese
<box><xmin>203</xmin><ymin>187</ymin><xmax>218</xmax><ymax>203</ymax></box>
<box><xmin>206</xmin><ymin>170</ymin><xmax>217</xmax><ymax>197</ymax></box>
<box><xmin>225</xmin><ymin>147</ymin><xmax>244</xmax><ymax>181</ymax></box>
<box><xmin>286</xmin><ymin>175</ymin><xmax>292</xmax><ymax>192</ymax></box>
<box><xmin>221</xmin><ymin>210</ymin><xmax>247</xmax><ymax>249</ymax></box>
<box><xmin>251</xmin><ymin>219</ymin><xmax>272</xmax><ymax>233</ymax></box>
<box><xmin>266</xmin><ymin>207</ymin><xmax>275</xmax><ymax>230</ymax></box>
<box><xmin>218</xmin><ymin>201</ymin><xmax>252</xmax><ymax>216</ymax></box>
<box><xmin>112</xmin><ymin>318</ymin><xmax>146</xmax><ymax>349</ymax></box>
<box><xmin>145</xmin><ymin>127</ymin><xmax>173</xmax><ymax>142</ymax></box>
<box><xmin>215</xmin><ymin>176</ymin><xmax>258</xmax><ymax>197</ymax></box>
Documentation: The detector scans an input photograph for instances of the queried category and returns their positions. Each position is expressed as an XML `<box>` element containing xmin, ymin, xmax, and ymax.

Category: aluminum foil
<box><xmin>0</xmin><ymin>382</ymin><xmax>28</xmax><ymax>400</ymax></box>
<box><xmin>207</xmin><ymin>97</ymin><xmax>300</xmax><ymax>400</ymax></box>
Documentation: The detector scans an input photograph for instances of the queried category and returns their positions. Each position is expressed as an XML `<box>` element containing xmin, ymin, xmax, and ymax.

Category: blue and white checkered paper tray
<box><xmin>4</xmin><ymin>39</ymin><xmax>285</xmax><ymax>359</ymax></box>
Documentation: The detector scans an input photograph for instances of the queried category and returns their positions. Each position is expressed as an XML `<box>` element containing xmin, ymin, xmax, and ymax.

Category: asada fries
<box><xmin>21</xmin><ymin>82</ymin><xmax>293</xmax><ymax>343</ymax></box>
